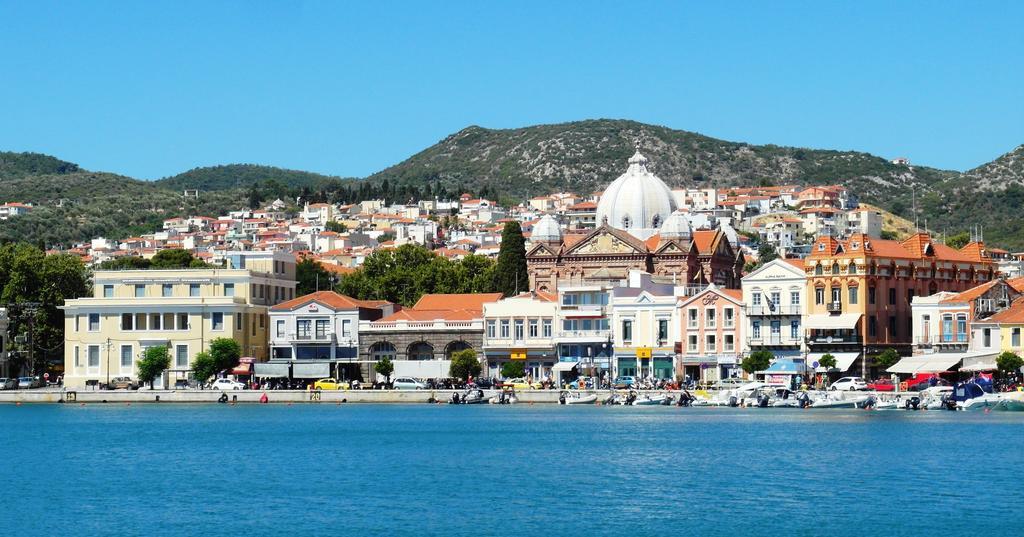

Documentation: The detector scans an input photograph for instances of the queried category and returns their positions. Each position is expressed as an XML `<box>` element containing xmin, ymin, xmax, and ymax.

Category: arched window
<box><xmin>369</xmin><ymin>341</ymin><xmax>396</xmax><ymax>361</ymax></box>
<box><xmin>445</xmin><ymin>341</ymin><xmax>472</xmax><ymax>359</ymax></box>
<box><xmin>848</xmin><ymin>263</ymin><xmax>858</xmax><ymax>275</ymax></box>
<box><xmin>407</xmin><ymin>342</ymin><xmax>434</xmax><ymax>361</ymax></box>
<box><xmin>621</xmin><ymin>215</ymin><xmax>631</xmax><ymax>229</ymax></box>
<box><xmin>831</xmin><ymin>262</ymin><xmax>840</xmax><ymax>275</ymax></box>
<box><xmin>651</xmin><ymin>214</ymin><xmax>661</xmax><ymax>228</ymax></box>
<box><xmin>815</xmin><ymin>264</ymin><xmax>823</xmax><ymax>276</ymax></box>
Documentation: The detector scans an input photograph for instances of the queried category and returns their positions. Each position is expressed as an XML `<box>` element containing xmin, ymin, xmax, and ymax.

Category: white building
<box><xmin>741</xmin><ymin>258</ymin><xmax>808</xmax><ymax>360</ymax></box>
<box><xmin>267</xmin><ymin>291</ymin><xmax>393</xmax><ymax>382</ymax></box>
<box><xmin>482</xmin><ymin>291</ymin><xmax>559</xmax><ymax>381</ymax></box>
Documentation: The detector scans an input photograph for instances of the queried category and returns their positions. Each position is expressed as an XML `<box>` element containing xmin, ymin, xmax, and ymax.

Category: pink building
<box><xmin>677</xmin><ymin>285</ymin><xmax>745</xmax><ymax>384</ymax></box>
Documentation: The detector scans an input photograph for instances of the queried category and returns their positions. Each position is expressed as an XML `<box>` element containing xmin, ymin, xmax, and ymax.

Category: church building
<box><xmin>526</xmin><ymin>146</ymin><xmax>744</xmax><ymax>292</ymax></box>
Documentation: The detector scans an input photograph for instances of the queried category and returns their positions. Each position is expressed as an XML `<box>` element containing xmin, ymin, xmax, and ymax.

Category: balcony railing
<box><xmin>748</xmin><ymin>335</ymin><xmax>797</xmax><ymax>346</ymax></box>
<box><xmin>291</xmin><ymin>332</ymin><xmax>334</xmax><ymax>342</ymax></box>
<box><xmin>558</xmin><ymin>330</ymin><xmax>611</xmax><ymax>340</ymax></box>
<box><xmin>826</xmin><ymin>301</ymin><xmax>843</xmax><ymax>313</ymax></box>
<box><xmin>746</xmin><ymin>305</ymin><xmax>802</xmax><ymax>316</ymax></box>
<box><xmin>937</xmin><ymin>333</ymin><xmax>969</xmax><ymax>344</ymax></box>
<box><xmin>807</xmin><ymin>334</ymin><xmax>861</xmax><ymax>345</ymax></box>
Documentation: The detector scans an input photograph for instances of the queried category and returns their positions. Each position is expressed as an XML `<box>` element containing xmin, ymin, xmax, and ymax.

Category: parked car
<box><xmin>17</xmin><ymin>376</ymin><xmax>40</xmax><ymax>389</ymax></box>
<box><xmin>0</xmin><ymin>377</ymin><xmax>9</xmax><ymax>390</ymax></box>
<box><xmin>502</xmin><ymin>377</ymin><xmax>543</xmax><ymax>390</ymax></box>
<box><xmin>312</xmin><ymin>378</ymin><xmax>349</xmax><ymax>391</ymax></box>
<box><xmin>107</xmin><ymin>377</ymin><xmax>138</xmax><ymax>390</ymax></box>
<box><xmin>469</xmin><ymin>377</ymin><xmax>494</xmax><ymax>389</ymax></box>
<box><xmin>210</xmin><ymin>378</ymin><xmax>245</xmax><ymax>390</ymax></box>
<box><xmin>392</xmin><ymin>377</ymin><xmax>428</xmax><ymax>390</ymax></box>
<box><xmin>905</xmin><ymin>373</ymin><xmax>950</xmax><ymax>391</ymax></box>
<box><xmin>829</xmin><ymin>377</ymin><xmax>868</xmax><ymax>391</ymax></box>
<box><xmin>612</xmin><ymin>376</ymin><xmax>636</xmax><ymax>389</ymax></box>
<box><xmin>867</xmin><ymin>378</ymin><xmax>896</xmax><ymax>392</ymax></box>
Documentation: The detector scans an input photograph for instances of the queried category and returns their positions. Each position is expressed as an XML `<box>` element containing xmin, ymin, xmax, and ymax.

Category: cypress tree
<box><xmin>493</xmin><ymin>221</ymin><xmax>528</xmax><ymax>296</ymax></box>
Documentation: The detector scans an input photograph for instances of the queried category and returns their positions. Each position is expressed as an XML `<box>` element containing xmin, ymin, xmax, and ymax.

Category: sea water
<box><xmin>3</xmin><ymin>404</ymin><xmax>1022</xmax><ymax>536</ymax></box>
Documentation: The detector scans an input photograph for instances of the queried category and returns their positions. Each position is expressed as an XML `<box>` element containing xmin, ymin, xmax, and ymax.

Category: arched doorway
<box><xmin>369</xmin><ymin>341</ymin><xmax>396</xmax><ymax>361</ymax></box>
<box><xmin>407</xmin><ymin>342</ymin><xmax>434</xmax><ymax>361</ymax></box>
<box><xmin>445</xmin><ymin>340</ymin><xmax>472</xmax><ymax>359</ymax></box>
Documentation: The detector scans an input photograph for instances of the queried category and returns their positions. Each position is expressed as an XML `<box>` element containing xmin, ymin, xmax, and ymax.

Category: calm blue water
<box><xmin>4</xmin><ymin>403</ymin><xmax>1023</xmax><ymax>536</ymax></box>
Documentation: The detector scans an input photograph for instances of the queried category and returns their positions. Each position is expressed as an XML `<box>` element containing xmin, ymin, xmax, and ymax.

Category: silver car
<box><xmin>392</xmin><ymin>377</ymin><xmax>427</xmax><ymax>390</ymax></box>
<box><xmin>17</xmin><ymin>376</ymin><xmax>39</xmax><ymax>389</ymax></box>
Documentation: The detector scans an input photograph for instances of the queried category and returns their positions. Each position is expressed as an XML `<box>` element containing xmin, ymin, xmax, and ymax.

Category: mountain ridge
<box><xmin>0</xmin><ymin>120</ymin><xmax>1021</xmax><ymax>248</ymax></box>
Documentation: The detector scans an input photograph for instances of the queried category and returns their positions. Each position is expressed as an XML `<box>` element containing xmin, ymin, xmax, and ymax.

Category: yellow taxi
<box><xmin>312</xmin><ymin>378</ymin><xmax>349</xmax><ymax>390</ymax></box>
<box><xmin>501</xmin><ymin>377</ymin><xmax>543</xmax><ymax>390</ymax></box>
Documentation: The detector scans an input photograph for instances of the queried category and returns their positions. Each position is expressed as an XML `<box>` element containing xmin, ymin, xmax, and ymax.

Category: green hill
<box><xmin>0</xmin><ymin>121</ymin><xmax>1021</xmax><ymax>249</ymax></box>
<box><xmin>155</xmin><ymin>164</ymin><xmax>354</xmax><ymax>191</ymax></box>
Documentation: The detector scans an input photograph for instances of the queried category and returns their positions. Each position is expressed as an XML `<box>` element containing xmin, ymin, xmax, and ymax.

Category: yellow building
<box><xmin>61</xmin><ymin>251</ymin><xmax>296</xmax><ymax>388</ymax></box>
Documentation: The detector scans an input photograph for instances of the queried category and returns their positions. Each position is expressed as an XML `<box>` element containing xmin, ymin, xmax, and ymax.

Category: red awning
<box><xmin>231</xmin><ymin>362</ymin><xmax>253</xmax><ymax>376</ymax></box>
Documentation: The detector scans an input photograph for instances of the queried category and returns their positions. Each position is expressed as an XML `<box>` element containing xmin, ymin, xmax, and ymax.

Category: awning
<box><xmin>889</xmin><ymin>351</ymin><xmax>995</xmax><ymax>374</ymax></box>
<box><xmin>230</xmin><ymin>362</ymin><xmax>252</xmax><ymax>376</ymax></box>
<box><xmin>292</xmin><ymin>362</ymin><xmax>331</xmax><ymax>379</ymax></box>
<box><xmin>760</xmin><ymin>359</ymin><xmax>805</xmax><ymax>375</ymax></box>
<box><xmin>253</xmin><ymin>363</ymin><xmax>289</xmax><ymax>378</ymax></box>
<box><xmin>805</xmin><ymin>313</ymin><xmax>862</xmax><ymax>330</ymax></box>
<box><xmin>960</xmin><ymin>352</ymin><xmax>999</xmax><ymax>372</ymax></box>
<box><xmin>551</xmin><ymin>361</ymin><xmax>579</xmax><ymax>373</ymax></box>
<box><xmin>809</xmin><ymin>352</ymin><xmax>859</xmax><ymax>373</ymax></box>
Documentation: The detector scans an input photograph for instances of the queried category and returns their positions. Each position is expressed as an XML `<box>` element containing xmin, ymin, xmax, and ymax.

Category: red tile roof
<box><xmin>270</xmin><ymin>291</ymin><xmax>387</xmax><ymax>312</ymax></box>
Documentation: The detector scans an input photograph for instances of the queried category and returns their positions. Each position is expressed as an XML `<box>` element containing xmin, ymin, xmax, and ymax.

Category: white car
<box><xmin>392</xmin><ymin>377</ymin><xmax>427</xmax><ymax>390</ymax></box>
<box><xmin>211</xmin><ymin>378</ymin><xmax>245</xmax><ymax>390</ymax></box>
<box><xmin>829</xmin><ymin>376</ymin><xmax>868</xmax><ymax>391</ymax></box>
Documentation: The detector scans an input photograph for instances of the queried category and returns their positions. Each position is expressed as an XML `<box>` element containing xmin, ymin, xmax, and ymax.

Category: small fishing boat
<box><xmin>559</xmin><ymin>391</ymin><xmax>598</xmax><ymax>405</ymax></box>
<box><xmin>450</xmin><ymin>388</ymin><xmax>488</xmax><ymax>404</ymax></box>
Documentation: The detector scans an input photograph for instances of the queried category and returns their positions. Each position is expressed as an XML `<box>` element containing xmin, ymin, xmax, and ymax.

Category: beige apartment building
<box><xmin>61</xmin><ymin>251</ymin><xmax>296</xmax><ymax>389</ymax></box>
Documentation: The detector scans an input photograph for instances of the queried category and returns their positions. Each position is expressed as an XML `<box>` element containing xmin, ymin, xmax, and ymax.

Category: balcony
<box><xmin>746</xmin><ymin>305</ymin><xmax>802</xmax><ymax>316</ymax></box>
<box><xmin>289</xmin><ymin>332</ymin><xmax>335</xmax><ymax>343</ymax></box>
<box><xmin>826</xmin><ymin>301</ymin><xmax>843</xmax><ymax>313</ymax></box>
<box><xmin>558</xmin><ymin>304</ymin><xmax>606</xmax><ymax>317</ymax></box>
<box><xmin>558</xmin><ymin>329</ymin><xmax>611</xmax><ymax>342</ymax></box>
<box><xmin>806</xmin><ymin>333</ymin><xmax>862</xmax><ymax>345</ymax></box>
<box><xmin>748</xmin><ymin>335</ymin><xmax>799</xmax><ymax>346</ymax></box>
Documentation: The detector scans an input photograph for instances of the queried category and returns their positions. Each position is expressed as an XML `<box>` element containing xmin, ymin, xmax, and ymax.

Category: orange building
<box><xmin>804</xmin><ymin>232</ymin><xmax>996</xmax><ymax>376</ymax></box>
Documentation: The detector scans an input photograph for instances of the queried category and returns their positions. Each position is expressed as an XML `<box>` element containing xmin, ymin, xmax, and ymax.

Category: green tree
<box><xmin>819</xmin><ymin>353</ymin><xmax>837</xmax><ymax>370</ymax></box>
<box><xmin>296</xmin><ymin>258</ymin><xmax>333</xmax><ymax>295</ymax></box>
<box><xmin>98</xmin><ymin>256</ymin><xmax>151</xmax><ymax>270</ymax></box>
<box><xmin>149</xmin><ymin>248</ymin><xmax>199</xmax><ymax>268</ymax></box>
<box><xmin>209</xmin><ymin>337</ymin><xmax>242</xmax><ymax>372</ymax></box>
<box><xmin>945</xmin><ymin>231</ymin><xmax>971</xmax><ymax>250</ymax></box>
<box><xmin>741</xmin><ymin>350</ymin><xmax>773</xmax><ymax>375</ymax></box>
<box><xmin>374</xmin><ymin>356</ymin><xmax>394</xmax><ymax>384</ymax></box>
<box><xmin>325</xmin><ymin>221</ymin><xmax>347</xmax><ymax>233</ymax></box>
<box><xmin>137</xmin><ymin>346</ymin><xmax>171</xmax><ymax>388</ymax></box>
<box><xmin>874</xmin><ymin>348</ymin><xmax>901</xmax><ymax>370</ymax></box>
<box><xmin>492</xmin><ymin>221</ymin><xmax>528</xmax><ymax>296</ymax></box>
<box><xmin>248</xmin><ymin>184</ymin><xmax>263</xmax><ymax>209</ymax></box>
<box><xmin>879</xmin><ymin>230</ymin><xmax>899</xmax><ymax>240</ymax></box>
<box><xmin>190</xmin><ymin>351</ymin><xmax>218</xmax><ymax>384</ymax></box>
<box><xmin>449</xmin><ymin>349</ymin><xmax>482</xmax><ymax>381</ymax></box>
<box><xmin>501</xmin><ymin>360</ymin><xmax>526</xmax><ymax>378</ymax></box>
<box><xmin>996</xmin><ymin>351</ymin><xmax>1023</xmax><ymax>375</ymax></box>
<box><xmin>757</xmin><ymin>243</ymin><xmax>779</xmax><ymax>266</ymax></box>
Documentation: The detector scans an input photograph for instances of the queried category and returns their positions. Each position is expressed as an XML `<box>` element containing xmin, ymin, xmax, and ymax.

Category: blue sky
<box><xmin>1</xmin><ymin>0</ymin><xmax>1021</xmax><ymax>179</ymax></box>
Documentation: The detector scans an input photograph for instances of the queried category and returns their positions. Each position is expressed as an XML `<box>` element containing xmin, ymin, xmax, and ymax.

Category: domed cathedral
<box><xmin>527</xmin><ymin>144</ymin><xmax>744</xmax><ymax>292</ymax></box>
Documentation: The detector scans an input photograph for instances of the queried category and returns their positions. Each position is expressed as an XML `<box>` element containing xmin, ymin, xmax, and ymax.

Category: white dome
<box><xmin>660</xmin><ymin>211</ymin><xmax>692</xmax><ymax>240</ymax></box>
<box><xmin>532</xmin><ymin>214</ymin><xmax>562</xmax><ymax>243</ymax></box>
<box><xmin>595</xmin><ymin>147</ymin><xmax>678</xmax><ymax>240</ymax></box>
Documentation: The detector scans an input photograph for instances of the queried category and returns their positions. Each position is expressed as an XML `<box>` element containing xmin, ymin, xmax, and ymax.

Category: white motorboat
<box><xmin>952</xmin><ymin>381</ymin><xmax>1003</xmax><ymax>411</ymax></box>
<box><xmin>632</xmin><ymin>393</ymin><xmax>670</xmax><ymax>406</ymax></box>
<box><xmin>994</xmin><ymin>391</ymin><xmax>1024</xmax><ymax>411</ymax></box>
<box><xmin>559</xmin><ymin>391</ymin><xmax>598</xmax><ymax>405</ymax></box>
<box><xmin>450</xmin><ymin>388</ymin><xmax>488</xmax><ymax>404</ymax></box>
<box><xmin>959</xmin><ymin>393</ymin><xmax>1003</xmax><ymax>411</ymax></box>
<box><xmin>809</xmin><ymin>391</ymin><xmax>871</xmax><ymax>409</ymax></box>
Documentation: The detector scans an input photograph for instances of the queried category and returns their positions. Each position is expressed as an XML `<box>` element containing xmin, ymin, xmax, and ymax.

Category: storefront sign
<box><xmin>510</xmin><ymin>349</ymin><xmax>527</xmax><ymax>360</ymax></box>
<box><xmin>636</xmin><ymin>347</ymin><xmax>652</xmax><ymax>359</ymax></box>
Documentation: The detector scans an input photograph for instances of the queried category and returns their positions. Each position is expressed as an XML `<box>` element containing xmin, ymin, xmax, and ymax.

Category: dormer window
<box><xmin>621</xmin><ymin>215</ymin><xmax>631</xmax><ymax>229</ymax></box>
<box><xmin>818</xmin><ymin>243</ymin><xmax>825</xmax><ymax>251</ymax></box>
<box><xmin>852</xmin><ymin>242</ymin><xmax>860</xmax><ymax>249</ymax></box>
